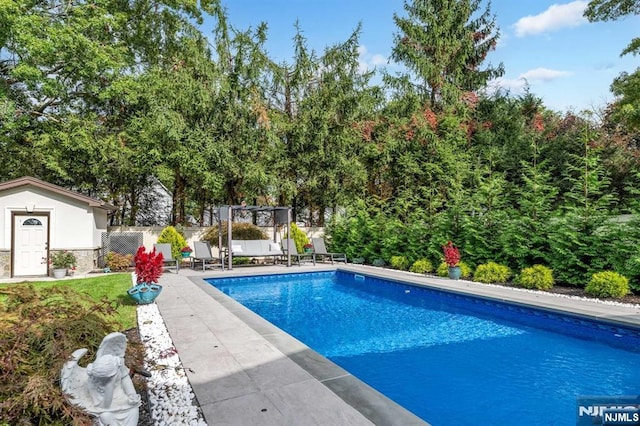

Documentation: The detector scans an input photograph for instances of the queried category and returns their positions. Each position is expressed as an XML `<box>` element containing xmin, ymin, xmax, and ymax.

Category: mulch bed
<box><xmin>123</xmin><ymin>327</ymin><xmax>153</xmax><ymax>426</ymax></box>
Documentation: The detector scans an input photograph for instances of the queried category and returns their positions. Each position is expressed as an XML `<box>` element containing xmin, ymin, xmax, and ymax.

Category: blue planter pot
<box><xmin>448</xmin><ymin>266</ymin><xmax>461</xmax><ymax>280</ymax></box>
<box><xmin>127</xmin><ymin>283</ymin><xmax>163</xmax><ymax>304</ymax></box>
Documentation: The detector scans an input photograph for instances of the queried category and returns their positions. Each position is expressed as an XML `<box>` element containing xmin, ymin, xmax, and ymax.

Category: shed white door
<box><xmin>14</xmin><ymin>215</ymin><xmax>49</xmax><ymax>276</ymax></box>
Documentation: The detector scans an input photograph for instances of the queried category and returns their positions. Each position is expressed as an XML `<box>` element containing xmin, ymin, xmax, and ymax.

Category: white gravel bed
<box><xmin>474</xmin><ymin>280</ymin><xmax>640</xmax><ymax>308</ymax></box>
<box><xmin>137</xmin><ymin>303</ymin><xmax>208</xmax><ymax>426</ymax></box>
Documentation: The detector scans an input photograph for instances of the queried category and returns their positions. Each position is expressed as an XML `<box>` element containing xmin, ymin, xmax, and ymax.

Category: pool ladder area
<box><xmin>355</xmin><ymin>274</ymin><xmax>365</xmax><ymax>281</ymax></box>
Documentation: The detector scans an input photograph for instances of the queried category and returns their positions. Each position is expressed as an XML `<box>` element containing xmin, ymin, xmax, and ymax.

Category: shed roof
<box><xmin>0</xmin><ymin>176</ymin><xmax>117</xmax><ymax>211</ymax></box>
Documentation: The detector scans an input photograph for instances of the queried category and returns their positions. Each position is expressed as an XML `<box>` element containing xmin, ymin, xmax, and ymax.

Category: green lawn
<box><xmin>4</xmin><ymin>273</ymin><xmax>138</xmax><ymax>330</ymax></box>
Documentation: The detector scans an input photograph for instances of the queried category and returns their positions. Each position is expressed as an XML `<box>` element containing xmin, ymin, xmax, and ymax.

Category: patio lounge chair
<box><xmin>192</xmin><ymin>241</ymin><xmax>224</xmax><ymax>271</ymax></box>
<box><xmin>282</xmin><ymin>239</ymin><xmax>315</xmax><ymax>266</ymax></box>
<box><xmin>311</xmin><ymin>238</ymin><xmax>347</xmax><ymax>264</ymax></box>
<box><xmin>153</xmin><ymin>243</ymin><xmax>179</xmax><ymax>272</ymax></box>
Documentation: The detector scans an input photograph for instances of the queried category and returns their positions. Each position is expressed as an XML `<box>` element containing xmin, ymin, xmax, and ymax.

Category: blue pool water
<box><xmin>208</xmin><ymin>271</ymin><xmax>640</xmax><ymax>425</ymax></box>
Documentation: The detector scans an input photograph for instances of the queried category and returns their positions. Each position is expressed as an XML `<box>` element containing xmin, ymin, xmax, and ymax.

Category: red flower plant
<box><xmin>442</xmin><ymin>241</ymin><xmax>460</xmax><ymax>267</ymax></box>
<box><xmin>134</xmin><ymin>246</ymin><xmax>164</xmax><ymax>283</ymax></box>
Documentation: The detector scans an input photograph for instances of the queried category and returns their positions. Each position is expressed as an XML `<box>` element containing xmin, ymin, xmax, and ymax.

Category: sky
<box><xmin>213</xmin><ymin>0</ymin><xmax>639</xmax><ymax>113</ymax></box>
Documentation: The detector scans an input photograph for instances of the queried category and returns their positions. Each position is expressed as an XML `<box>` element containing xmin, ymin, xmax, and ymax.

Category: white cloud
<box><xmin>486</xmin><ymin>67</ymin><xmax>571</xmax><ymax>95</ymax></box>
<box><xmin>513</xmin><ymin>1</ymin><xmax>588</xmax><ymax>37</ymax></box>
<box><xmin>358</xmin><ymin>44</ymin><xmax>390</xmax><ymax>73</ymax></box>
<box><xmin>520</xmin><ymin>67</ymin><xmax>572</xmax><ymax>82</ymax></box>
<box><xmin>371</xmin><ymin>54</ymin><xmax>387</xmax><ymax>66</ymax></box>
<box><xmin>485</xmin><ymin>77</ymin><xmax>528</xmax><ymax>96</ymax></box>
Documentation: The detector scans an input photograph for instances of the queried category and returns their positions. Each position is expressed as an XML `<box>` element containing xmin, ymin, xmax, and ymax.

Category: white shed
<box><xmin>0</xmin><ymin>176</ymin><xmax>116</xmax><ymax>278</ymax></box>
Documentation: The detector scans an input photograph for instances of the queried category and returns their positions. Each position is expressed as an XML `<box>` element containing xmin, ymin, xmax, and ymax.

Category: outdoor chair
<box><xmin>311</xmin><ymin>238</ymin><xmax>347</xmax><ymax>264</ymax></box>
<box><xmin>192</xmin><ymin>241</ymin><xmax>224</xmax><ymax>271</ymax></box>
<box><xmin>282</xmin><ymin>239</ymin><xmax>315</xmax><ymax>266</ymax></box>
<box><xmin>153</xmin><ymin>243</ymin><xmax>179</xmax><ymax>272</ymax></box>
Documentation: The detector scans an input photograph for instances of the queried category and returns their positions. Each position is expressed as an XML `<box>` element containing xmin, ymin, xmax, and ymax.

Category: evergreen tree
<box><xmin>391</xmin><ymin>0</ymin><xmax>504</xmax><ymax>109</ymax></box>
<box><xmin>585</xmin><ymin>0</ymin><xmax>640</xmax><ymax>131</ymax></box>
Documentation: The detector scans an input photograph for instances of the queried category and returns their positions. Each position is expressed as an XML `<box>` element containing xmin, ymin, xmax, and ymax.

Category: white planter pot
<box><xmin>52</xmin><ymin>268</ymin><xmax>67</xmax><ymax>279</ymax></box>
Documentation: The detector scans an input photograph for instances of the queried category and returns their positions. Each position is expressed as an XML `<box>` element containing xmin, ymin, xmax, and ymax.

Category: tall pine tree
<box><xmin>391</xmin><ymin>0</ymin><xmax>504</xmax><ymax>110</ymax></box>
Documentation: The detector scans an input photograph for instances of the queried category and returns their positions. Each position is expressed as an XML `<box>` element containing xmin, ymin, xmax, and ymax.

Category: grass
<box><xmin>2</xmin><ymin>273</ymin><xmax>138</xmax><ymax>330</ymax></box>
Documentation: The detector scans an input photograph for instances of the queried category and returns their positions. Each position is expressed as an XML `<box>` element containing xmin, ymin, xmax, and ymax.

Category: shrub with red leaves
<box><xmin>134</xmin><ymin>246</ymin><xmax>164</xmax><ymax>283</ymax></box>
<box><xmin>442</xmin><ymin>241</ymin><xmax>461</xmax><ymax>267</ymax></box>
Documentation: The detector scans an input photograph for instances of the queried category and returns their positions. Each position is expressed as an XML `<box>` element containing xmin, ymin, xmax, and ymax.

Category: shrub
<box><xmin>437</xmin><ymin>261</ymin><xmax>472</xmax><ymax>278</ymax></box>
<box><xmin>285</xmin><ymin>223</ymin><xmax>309</xmax><ymax>253</ymax></box>
<box><xmin>585</xmin><ymin>271</ymin><xmax>629</xmax><ymax>299</ymax></box>
<box><xmin>372</xmin><ymin>258</ymin><xmax>386</xmax><ymax>267</ymax></box>
<box><xmin>410</xmin><ymin>259</ymin><xmax>433</xmax><ymax>274</ymax></box>
<box><xmin>390</xmin><ymin>256</ymin><xmax>409</xmax><ymax>270</ymax></box>
<box><xmin>622</xmin><ymin>255</ymin><xmax>640</xmax><ymax>292</ymax></box>
<box><xmin>105</xmin><ymin>252</ymin><xmax>134</xmax><ymax>271</ymax></box>
<box><xmin>516</xmin><ymin>265</ymin><xmax>554</xmax><ymax>290</ymax></box>
<box><xmin>157</xmin><ymin>226</ymin><xmax>187</xmax><ymax>260</ymax></box>
<box><xmin>203</xmin><ymin>222</ymin><xmax>268</xmax><ymax>247</ymax></box>
<box><xmin>473</xmin><ymin>262</ymin><xmax>511</xmax><ymax>284</ymax></box>
<box><xmin>49</xmin><ymin>250</ymin><xmax>77</xmax><ymax>269</ymax></box>
<box><xmin>0</xmin><ymin>285</ymin><xmax>122</xmax><ymax>424</ymax></box>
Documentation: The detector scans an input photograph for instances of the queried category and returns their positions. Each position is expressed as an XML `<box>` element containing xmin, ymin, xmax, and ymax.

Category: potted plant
<box><xmin>180</xmin><ymin>246</ymin><xmax>193</xmax><ymax>258</ymax></box>
<box><xmin>303</xmin><ymin>243</ymin><xmax>314</xmax><ymax>254</ymax></box>
<box><xmin>443</xmin><ymin>241</ymin><xmax>461</xmax><ymax>280</ymax></box>
<box><xmin>127</xmin><ymin>246</ymin><xmax>164</xmax><ymax>304</ymax></box>
<box><xmin>48</xmin><ymin>251</ymin><xmax>77</xmax><ymax>278</ymax></box>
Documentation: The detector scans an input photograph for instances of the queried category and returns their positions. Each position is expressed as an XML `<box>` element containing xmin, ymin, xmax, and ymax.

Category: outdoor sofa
<box><xmin>224</xmin><ymin>239</ymin><xmax>284</xmax><ymax>265</ymax></box>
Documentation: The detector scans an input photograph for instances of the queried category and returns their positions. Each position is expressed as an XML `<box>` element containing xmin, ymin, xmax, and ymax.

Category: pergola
<box><xmin>218</xmin><ymin>205</ymin><xmax>293</xmax><ymax>270</ymax></box>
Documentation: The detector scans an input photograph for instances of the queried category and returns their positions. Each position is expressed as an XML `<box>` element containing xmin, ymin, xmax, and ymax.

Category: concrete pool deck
<box><xmin>155</xmin><ymin>263</ymin><xmax>640</xmax><ymax>425</ymax></box>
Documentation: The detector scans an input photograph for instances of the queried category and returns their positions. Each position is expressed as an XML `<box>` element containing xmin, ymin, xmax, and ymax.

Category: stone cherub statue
<box><xmin>60</xmin><ymin>332</ymin><xmax>141</xmax><ymax>425</ymax></box>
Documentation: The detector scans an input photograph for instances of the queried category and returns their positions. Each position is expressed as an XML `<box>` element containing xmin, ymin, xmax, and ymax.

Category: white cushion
<box><xmin>232</xmin><ymin>244</ymin><xmax>243</xmax><ymax>253</ymax></box>
<box><xmin>269</xmin><ymin>242</ymin><xmax>280</xmax><ymax>251</ymax></box>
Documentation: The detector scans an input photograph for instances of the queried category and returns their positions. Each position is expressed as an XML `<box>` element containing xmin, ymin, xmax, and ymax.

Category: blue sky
<box><xmin>214</xmin><ymin>0</ymin><xmax>639</xmax><ymax>113</ymax></box>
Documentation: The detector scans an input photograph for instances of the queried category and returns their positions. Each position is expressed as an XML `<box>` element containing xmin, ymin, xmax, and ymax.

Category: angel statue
<box><xmin>60</xmin><ymin>332</ymin><xmax>141</xmax><ymax>426</ymax></box>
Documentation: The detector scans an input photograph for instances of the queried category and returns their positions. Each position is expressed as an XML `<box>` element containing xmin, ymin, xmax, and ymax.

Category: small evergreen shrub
<box><xmin>351</xmin><ymin>257</ymin><xmax>365</xmax><ymax>264</ymax></box>
<box><xmin>232</xmin><ymin>257</ymin><xmax>251</xmax><ymax>265</ymax></box>
<box><xmin>372</xmin><ymin>258</ymin><xmax>386</xmax><ymax>267</ymax></box>
<box><xmin>515</xmin><ymin>265</ymin><xmax>554</xmax><ymax>290</ymax></box>
<box><xmin>410</xmin><ymin>259</ymin><xmax>433</xmax><ymax>274</ymax></box>
<box><xmin>285</xmin><ymin>223</ymin><xmax>309</xmax><ymax>253</ymax></box>
<box><xmin>473</xmin><ymin>262</ymin><xmax>511</xmax><ymax>284</ymax></box>
<box><xmin>390</xmin><ymin>256</ymin><xmax>409</xmax><ymax>270</ymax></box>
<box><xmin>203</xmin><ymin>223</ymin><xmax>268</xmax><ymax>247</ymax></box>
<box><xmin>585</xmin><ymin>271</ymin><xmax>629</xmax><ymax>299</ymax></box>
<box><xmin>105</xmin><ymin>252</ymin><xmax>133</xmax><ymax>271</ymax></box>
<box><xmin>623</xmin><ymin>256</ymin><xmax>640</xmax><ymax>292</ymax></box>
<box><xmin>437</xmin><ymin>261</ymin><xmax>472</xmax><ymax>278</ymax></box>
<box><xmin>157</xmin><ymin>225</ymin><xmax>188</xmax><ymax>259</ymax></box>
<box><xmin>436</xmin><ymin>262</ymin><xmax>448</xmax><ymax>277</ymax></box>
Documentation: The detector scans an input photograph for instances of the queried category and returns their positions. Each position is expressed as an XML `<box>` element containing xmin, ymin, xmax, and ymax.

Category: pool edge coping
<box><xmin>190</xmin><ymin>267</ymin><xmax>429</xmax><ymax>426</ymax></box>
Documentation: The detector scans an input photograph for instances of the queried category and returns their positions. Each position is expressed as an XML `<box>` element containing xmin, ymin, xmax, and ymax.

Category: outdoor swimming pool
<box><xmin>207</xmin><ymin>271</ymin><xmax>640</xmax><ymax>425</ymax></box>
